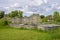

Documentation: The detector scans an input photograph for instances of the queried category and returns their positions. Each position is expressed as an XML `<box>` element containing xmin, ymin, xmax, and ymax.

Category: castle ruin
<box><xmin>10</xmin><ymin>14</ymin><xmax>41</xmax><ymax>29</ymax></box>
<box><xmin>10</xmin><ymin>14</ymin><xmax>60</xmax><ymax>30</ymax></box>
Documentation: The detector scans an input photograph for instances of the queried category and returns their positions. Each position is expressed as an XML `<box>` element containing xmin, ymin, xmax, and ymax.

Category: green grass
<box><xmin>0</xmin><ymin>26</ymin><xmax>60</xmax><ymax>40</ymax></box>
<box><xmin>0</xmin><ymin>19</ymin><xmax>60</xmax><ymax>40</ymax></box>
<box><xmin>0</xmin><ymin>28</ymin><xmax>50</xmax><ymax>40</ymax></box>
<box><xmin>0</xmin><ymin>25</ymin><xmax>60</xmax><ymax>40</ymax></box>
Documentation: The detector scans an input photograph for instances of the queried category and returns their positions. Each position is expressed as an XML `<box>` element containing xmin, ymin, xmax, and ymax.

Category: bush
<box><xmin>0</xmin><ymin>18</ymin><xmax>11</xmax><ymax>26</ymax></box>
<box><xmin>3</xmin><ymin>20</ymin><xmax>8</xmax><ymax>25</ymax></box>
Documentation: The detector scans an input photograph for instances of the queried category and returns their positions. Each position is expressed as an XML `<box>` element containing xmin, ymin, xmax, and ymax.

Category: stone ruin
<box><xmin>10</xmin><ymin>14</ymin><xmax>41</xmax><ymax>29</ymax></box>
<box><xmin>10</xmin><ymin>14</ymin><xmax>60</xmax><ymax>30</ymax></box>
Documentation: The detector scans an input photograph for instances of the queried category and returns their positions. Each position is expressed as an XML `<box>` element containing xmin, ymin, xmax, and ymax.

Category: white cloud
<box><xmin>23</xmin><ymin>11</ymin><xmax>33</xmax><ymax>17</ymax></box>
<box><xmin>51</xmin><ymin>3</ymin><xmax>60</xmax><ymax>9</ymax></box>
<box><xmin>45</xmin><ymin>8</ymin><xmax>50</xmax><ymax>11</ymax></box>
<box><xmin>11</xmin><ymin>3</ymin><xmax>19</xmax><ymax>7</ymax></box>
<box><xmin>39</xmin><ymin>13</ymin><xmax>45</xmax><ymax>15</ymax></box>
<box><xmin>26</xmin><ymin>11</ymin><xmax>33</xmax><ymax>14</ymax></box>
<box><xmin>51</xmin><ymin>3</ymin><xmax>59</xmax><ymax>8</ymax></box>
<box><xmin>4</xmin><ymin>7</ymin><xmax>10</xmax><ymax>10</ymax></box>
<box><xmin>0</xmin><ymin>0</ymin><xmax>60</xmax><ymax>16</ymax></box>
<box><xmin>44</xmin><ymin>0</ymin><xmax>47</xmax><ymax>3</ymax></box>
<box><xmin>9</xmin><ymin>0</ymin><xmax>15</xmax><ymax>2</ymax></box>
<box><xmin>29</xmin><ymin>0</ymin><xmax>43</xmax><ymax>6</ymax></box>
<box><xmin>57</xmin><ymin>6</ymin><xmax>60</xmax><ymax>9</ymax></box>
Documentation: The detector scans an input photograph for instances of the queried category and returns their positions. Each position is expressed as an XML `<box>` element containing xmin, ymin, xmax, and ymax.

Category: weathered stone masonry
<box><xmin>10</xmin><ymin>14</ymin><xmax>60</xmax><ymax>30</ymax></box>
<box><xmin>10</xmin><ymin>14</ymin><xmax>41</xmax><ymax>28</ymax></box>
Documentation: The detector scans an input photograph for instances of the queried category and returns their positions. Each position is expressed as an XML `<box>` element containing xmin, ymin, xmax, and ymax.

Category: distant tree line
<box><xmin>7</xmin><ymin>10</ymin><xmax>23</xmax><ymax>18</ymax></box>
<box><xmin>0</xmin><ymin>10</ymin><xmax>60</xmax><ymax>25</ymax></box>
<box><xmin>40</xmin><ymin>11</ymin><xmax>60</xmax><ymax>24</ymax></box>
<box><xmin>0</xmin><ymin>10</ymin><xmax>23</xmax><ymax>25</ymax></box>
<box><xmin>0</xmin><ymin>10</ymin><xmax>23</xmax><ymax>19</ymax></box>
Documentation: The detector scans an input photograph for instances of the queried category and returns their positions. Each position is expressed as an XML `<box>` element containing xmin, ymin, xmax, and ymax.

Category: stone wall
<box><xmin>22</xmin><ymin>16</ymin><xmax>30</xmax><ymax>24</ymax></box>
<box><xmin>10</xmin><ymin>14</ymin><xmax>60</xmax><ymax>30</ymax></box>
<box><xmin>11</xmin><ymin>17</ymin><xmax>22</xmax><ymax>24</ymax></box>
<box><xmin>11</xmin><ymin>14</ymin><xmax>41</xmax><ymax>25</ymax></box>
<box><xmin>10</xmin><ymin>14</ymin><xmax>42</xmax><ymax>30</ymax></box>
<box><xmin>10</xmin><ymin>24</ymin><xmax>35</xmax><ymax>29</ymax></box>
<box><xmin>30</xmin><ymin>14</ymin><xmax>40</xmax><ymax>25</ymax></box>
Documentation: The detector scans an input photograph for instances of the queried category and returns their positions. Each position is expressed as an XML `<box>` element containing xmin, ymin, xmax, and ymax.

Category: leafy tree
<box><xmin>3</xmin><ymin>19</ymin><xmax>8</xmax><ymax>25</ymax></box>
<box><xmin>53</xmin><ymin>11</ymin><xmax>60</xmax><ymax>22</ymax></box>
<box><xmin>0</xmin><ymin>11</ymin><xmax>4</xmax><ymax>19</ymax></box>
<box><xmin>9</xmin><ymin>10</ymin><xmax>18</xmax><ymax>17</ymax></box>
<box><xmin>8</xmin><ymin>10</ymin><xmax>23</xmax><ymax>18</ymax></box>
<box><xmin>40</xmin><ymin>15</ymin><xmax>45</xmax><ymax>19</ymax></box>
<box><xmin>46</xmin><ymin>15</ymin><xmax>52</xmax><ymax>19</ymax></box>
<box><xmin>46</xmin><ymin>15</ymin><xmax>54</xmax><ymax>22</ymax></box>
<box><xmin>42</xmin><ymin>18</ymin><xmax>48</xmax><ymax>22</ymax></box>
<box><xmin>53</xmin><ymin>11</ymin><xmax>59</xmax><ymax>18</ymax></box>
<box><xmin>18</xmin><ymin>10</ymin><xmax>23</xmax><ymax>18</ymax></box>
<box><xmin>0</xmin><ymin>18</ymin><xmax>8</xmax><ymax>25</ymax></box>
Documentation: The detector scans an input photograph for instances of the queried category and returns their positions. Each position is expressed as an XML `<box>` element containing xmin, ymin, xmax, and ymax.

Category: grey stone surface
<box><xmin>10</xmin><ymin>14</ymin><xmax>60</xmax><ymax>30</ymax></box>
<box><xmin>37</xmin><ymin>24</ymin><xmax>60</xmax><ymax>30</ymax></box>
<box><xmin>11</xmin><ymin>14</ymin><xmax>41</xmax><ymax>25</ymax></box>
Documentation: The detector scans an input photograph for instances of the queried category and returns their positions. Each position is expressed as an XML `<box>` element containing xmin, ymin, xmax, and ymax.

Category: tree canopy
<box><xmin>8</xmin><ymin>10</ymin><xmax>23</xmax><ymax>18</ymax></box>
<box><xmin>0</xmin><ymin>11</ymin><xmax>4</xmax><ymax>19</ymax></box>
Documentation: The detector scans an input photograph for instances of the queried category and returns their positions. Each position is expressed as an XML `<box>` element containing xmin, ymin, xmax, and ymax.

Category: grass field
<box><xmin>0</xmin><ymin>26</ymin><xmax>60</xmax><ymax>40</ymax></box>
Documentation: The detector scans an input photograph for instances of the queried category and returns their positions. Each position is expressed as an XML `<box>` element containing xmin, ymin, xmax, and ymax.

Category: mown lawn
<box><xmin>0</xmin><ymin>26</ymin><xmax>60</xmax><ymax>40</ymax></box>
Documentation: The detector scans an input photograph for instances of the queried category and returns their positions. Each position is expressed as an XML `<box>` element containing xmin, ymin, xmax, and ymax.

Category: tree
<box><xmin>8</xmin><ymin>10</ymin><xmax>23</xmax><ymax>18</ymax></box>
<box><xmin>9</xmin><ymin>10</ymin><xmax>18</xmax><ymax>17</ymax></box>
<box><xmin>3</xmin><ymin>19</ymin><xmax>8</xmax><ymax>25</ymax></box>
<box><xmin>18</xmin><ymin>10</ymin><xmax>23</xmax><ymax>18</ymax></box>
<box><xmin>18</xmin><ymin>10</ymin><xmax>23</xmax><ymax>24</ymax></box>
<box><xmin>53</xmin><ymin>11</ymin><xmax>59</xmax><ymax>18</ymax></box>
<box><xmin>40</xmin><ymin>15</ymin><xmax>45</xmax><ymax>19</ymax></box>
<box><xmin>53</xmin><ymin>11</ymin><xmax>60</xmax><ymax>22</ymax></box>
<box><xmin>46</xmin><ymin>15</ymin><xmax>53</xmax><ymax>21</ymax></box>
<box><xmin>42</xmin><ymin>18</ymin><xmax>48</xmax><ymax>22</ymax></box>
<box><xmin>0</xmin><ymin>11</ymin><xmax>4</xmax><ymax>19</ymax></box>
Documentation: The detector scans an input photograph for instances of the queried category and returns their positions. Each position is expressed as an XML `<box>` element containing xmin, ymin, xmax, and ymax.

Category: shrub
<box><xmin>0</xmin><ymin>18</ymin><xmax>11</xmax><ymax>26</ymax></box>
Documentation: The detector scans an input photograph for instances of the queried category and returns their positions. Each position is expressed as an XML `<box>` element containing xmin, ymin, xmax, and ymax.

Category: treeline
<box><xmin>0</xmin><ymin>10</ymin><xmax>60</xmax><ymax>25</ymax></box>
<box><xmin>0</xmin><ymin>10</ymin><xmax>23</xmax><ymax>19</ymax></box>
<box><xmin>0</xmin><ymin>10</ymin><xmax>23</xmax><ymax>25</ymax></box>
<box><xmin>40</xmin><ymin>11</ymin><xmax>60</xmax><ymax>24</ymax></box>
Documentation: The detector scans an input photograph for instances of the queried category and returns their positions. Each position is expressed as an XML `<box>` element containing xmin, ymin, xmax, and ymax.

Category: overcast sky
<box><xmin>0</xmin><ymin>0</ymin><xmax>60</xmax><ymax>16</ymax></box>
